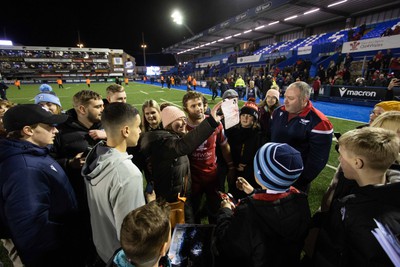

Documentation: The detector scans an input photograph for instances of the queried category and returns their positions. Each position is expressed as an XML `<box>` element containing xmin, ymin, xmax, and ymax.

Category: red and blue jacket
<box><xmin>270</xmin><ymin>101</ymin><xmax>333</xmax><ymax>187</ymax></box>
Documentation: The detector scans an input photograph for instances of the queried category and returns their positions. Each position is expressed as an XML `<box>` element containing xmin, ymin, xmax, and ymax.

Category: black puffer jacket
<box><xmin>140</xmin><ymin>116</ymin><xmax>219</xmax><ymax>223</ymax></box>
<box><xmin>52</xmin><ymin>108</ymin><xmax>103</xmax><ymax>208</ymax></box>
<box><xmin>313</xmin><ymin>182</ymin><xmax>400</xmax><ymax>267</ymax></box>
<box><xmin>215</xmin><ymin>188</ymin><xmax>311</xmax><ymax>267</ymax></box>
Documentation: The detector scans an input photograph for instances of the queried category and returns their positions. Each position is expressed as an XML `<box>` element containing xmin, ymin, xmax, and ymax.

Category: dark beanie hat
<box><xmin>253</xmin><ymin>142</ymin><xmax>303</xmax><ymax>191</ymax></box>
<box><xmin>240</xmin><ymin>99</ymin><xmax>259</xmax><ymax>120</ymax></box>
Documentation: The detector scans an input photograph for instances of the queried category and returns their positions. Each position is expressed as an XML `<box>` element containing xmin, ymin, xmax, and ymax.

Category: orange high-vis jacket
<box><xmin>57</xmin><ymin>79</ymin><xmax>63</xmax><ymax>85</ymax></box>
<box><xmin>14</xmin><ymin>80</ymin><xmax>20</xmax><ymax>86</ymax></box>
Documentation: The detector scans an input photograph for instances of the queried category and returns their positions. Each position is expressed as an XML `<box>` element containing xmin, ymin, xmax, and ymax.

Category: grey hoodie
<box><xmin>81</xmin><ymin>141</ymin><xmax>145</xmax><ymax>263</ymax></box>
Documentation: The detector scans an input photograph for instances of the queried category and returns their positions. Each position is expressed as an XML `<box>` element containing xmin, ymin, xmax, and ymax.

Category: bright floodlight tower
<box><xmin>171</xmin><ymin>10</ymin><xmax>195</xmax><ymax>37</ymax></box>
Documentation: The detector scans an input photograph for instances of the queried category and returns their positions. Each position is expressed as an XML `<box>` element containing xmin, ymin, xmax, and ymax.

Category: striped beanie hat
<box><xmin>254</xmin><ymin>142</ymin><xmax>303</xmax><ymax>191</ymax></box>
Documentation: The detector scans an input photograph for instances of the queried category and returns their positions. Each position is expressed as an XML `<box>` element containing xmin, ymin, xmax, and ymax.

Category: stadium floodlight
<box><xmin>0</xmin><ymin>40</ymin><xmax>13</xmax><ymax>46</ymax></box>
<box><xmin>141</xmin><ymin>32</ymin><xmax>147</xmax><ymax>67</ymax></box>
<box><xmin>171</xmin><ymin>10</ymin><xmax>195</xmax><ymax>36</ymax></box>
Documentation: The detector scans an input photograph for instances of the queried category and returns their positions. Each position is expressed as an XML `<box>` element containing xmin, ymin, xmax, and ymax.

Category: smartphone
<box><xmin>217</xmin><ymin>191</ymin><xmax>237</xmax><ymax>206</ymax></box>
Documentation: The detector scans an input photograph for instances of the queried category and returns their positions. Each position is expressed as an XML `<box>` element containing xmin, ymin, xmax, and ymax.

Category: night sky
<box><xmin>0</xmin><ymin>0</ymin><xmax>263</xmax><ymax>65</ymax></box>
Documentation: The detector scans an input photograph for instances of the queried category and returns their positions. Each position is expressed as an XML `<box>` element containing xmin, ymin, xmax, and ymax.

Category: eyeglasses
<box><xmin>335</xmin><ymin>143</ymin><xmax>340</xmax><ymax>153</ymax></box>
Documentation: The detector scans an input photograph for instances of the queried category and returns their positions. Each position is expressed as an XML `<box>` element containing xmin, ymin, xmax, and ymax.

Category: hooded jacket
<box><xmin>51</xmin><ymin>108</ymin><xmax>104</xmax><ymax>212</ymax></box>
<box><xmin>313</xmin><ymin>181</ymin><xmax>400</xmax><ymax>266</ymax></box>
<box><xmin>0</xmin><ymin>138</ymin><xmax>80</xmax><ymax>266</ymax></box>
<box><xmin>215</xmin><ymin>188</ymin><xmax>311</xmax><ymax>267</ymax></box>
<box><xmin>81</xmin><ymin>141</ymin><xmax>146</xmax><ymax>263</ymax></box>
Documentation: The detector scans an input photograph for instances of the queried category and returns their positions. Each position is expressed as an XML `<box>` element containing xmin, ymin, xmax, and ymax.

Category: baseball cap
<box><xmin>3</xmin><ymin>104</ymin><xmax>68</xmax><ymax>132</ymax></box>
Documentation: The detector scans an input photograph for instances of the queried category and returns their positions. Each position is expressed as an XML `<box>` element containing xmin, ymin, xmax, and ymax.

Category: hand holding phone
<box><xmin>218</xmin><ymin>191</ymin><xmax>237</xmax><ymax>209</ymax></box>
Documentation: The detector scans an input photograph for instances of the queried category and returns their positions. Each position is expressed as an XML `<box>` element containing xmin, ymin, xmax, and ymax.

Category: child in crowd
<box><xmin>112</xmin><ymin>200</ymin><xmax>172</xmax><ymax>267</ymax></box>
<box><xmin>215</xmin><ymin>142</ymin><xmax>311</xmax><ymax>267</ymax></box>
<box><xmin>258</xmin><ymin>88</ymin><xmax>281</xmax><ymax>140</ymax></box>
<box><xmin>313</xmin><ymin>127</ymin><xmax>400</xmax><ymax>266</ymax></box>
<box><xmin>225</xmin><ymin>98</ymin><xmax>264</xmax><ymax>199</ymax></box>
<box><xmin>34</xmin><ymin>84</ymin><xmax>63</xmax><ymax>114</ymax></box>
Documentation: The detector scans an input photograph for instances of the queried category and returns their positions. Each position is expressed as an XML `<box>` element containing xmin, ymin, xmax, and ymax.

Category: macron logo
<box><xmin>339</xmin><ymin>87</ymin><xmax>347</xmax><ymax>97</ymax></box>
<box><xmin>299</xmin><ymin>119</ymin><xmax>310</xmax><ymax>125</ymax></box>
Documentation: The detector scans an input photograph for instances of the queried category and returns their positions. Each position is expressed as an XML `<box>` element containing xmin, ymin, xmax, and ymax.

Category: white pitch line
<box><xmin>326</xmin><ymin>115</ymin><xmax>364</xmax><ymax>124</ymax></box>
<box><xmin>140</xmin><ymin>90</ymin><xmax>149</xmax><ymax>95</ymax></box>
<box><xmin>326</xmin><ymin>164</ymin><xmax>338</xmax><ymax>170</ymax></box>
<box><xmin>159</xmin><ymin>99</ymin><xmax>182</xmax><ymax>107</ymax></box>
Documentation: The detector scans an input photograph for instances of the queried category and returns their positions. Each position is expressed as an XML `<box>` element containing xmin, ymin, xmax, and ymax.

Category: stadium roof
<box><xmin>162</xmin><ymin>0</ymin><xmax>400</xmax><ymax>56</ymax></box>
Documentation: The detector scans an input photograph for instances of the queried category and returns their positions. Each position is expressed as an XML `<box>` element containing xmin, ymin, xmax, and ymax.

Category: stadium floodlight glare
<box><xmin>304</xmin><ymin>8</ymin><xmax>320</xmax><ymax>15</ymax></box>
<box><xmin>141</xmin><ymin>32</ymin><xmax>147</xmax><ymax>67</ymax></box>
<box><xmin>268</xmin><ymin>21</ymin><xmax>279</xmax><ymax>25</ymax></box>
<box><xmin>243</xmin><ymin>29</ymin><xmax>252</xmax><ymax>34</ymax></box>
<box><xmin>255</xmin><ymin>25</ymin><xmax>265</xmax><ymax>30</ymax></box>
<box><xmin>171</xmin><ymin>10</ymin><xmax>195</xmax><ymax>36</ymax></box>
<box><xmin>284</xmin><ymin>15</ymin><xmax>298</xmax><ymax>21</ymax></box>
<box><xmin>141</xmin><ymin>44</ymin><xmax>147</xmax><ymax>66</ymax></box>
<box><xmin>327</xmin><ymin>0</ymin><xmax>347</xmax><ymax>7</ymax></box>
<box><xmin>0</xmin><ymin>40</ymin><xmax>13</xmax><ymax>46</ymax></box>
<box><xmin>77</xmin><ymin>43</ymin><xmax>84</xmax><ymax>48</ymax></box>
<box><xmin>234</xmin><ymin>33</ymin><xmax>242</xmax><ymax>37</ymax></box>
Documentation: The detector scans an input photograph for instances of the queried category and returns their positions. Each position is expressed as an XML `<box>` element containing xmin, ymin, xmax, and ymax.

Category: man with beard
<box><xmin>182</xmin><ymin>91</ymin><xmax>235</xmax><ymax>223</ymax></box>
<box><xmin>51</xmin><ymin>89</ymin><xmax>104</xmax><ymax>266</ymax></box>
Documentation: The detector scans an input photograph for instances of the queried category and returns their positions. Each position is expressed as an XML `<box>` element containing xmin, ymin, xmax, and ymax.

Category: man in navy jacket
<box><xmin>0</xmin><ymin>104</ymin><xmax>84</xmax><ymax>266</ymax></box>
<box><xmin>270</xmin><ymin>81</ymin><xmax>333</xmax><ymax>193</ymax></box>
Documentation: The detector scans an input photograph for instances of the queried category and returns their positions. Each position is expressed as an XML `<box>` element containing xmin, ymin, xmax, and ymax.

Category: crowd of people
<box><xmin>0</xmin><ymin>78</ymin><xmax>399</xmax><ymax>267</ymax></box>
